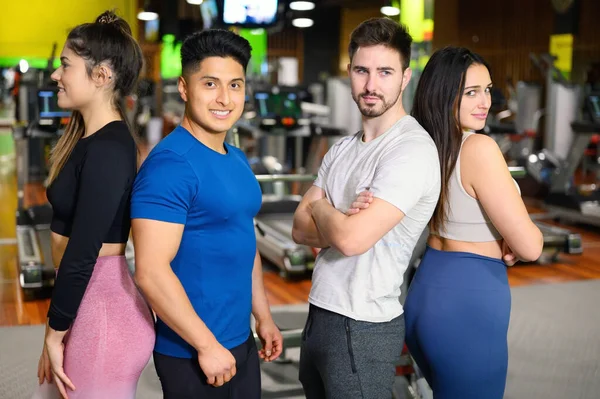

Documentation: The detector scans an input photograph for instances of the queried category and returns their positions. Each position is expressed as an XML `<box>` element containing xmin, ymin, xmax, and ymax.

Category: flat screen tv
<box><xmin>221</xmin><ymin>0</ymin><xmax>279</xmax><ymax>27</ymax></box>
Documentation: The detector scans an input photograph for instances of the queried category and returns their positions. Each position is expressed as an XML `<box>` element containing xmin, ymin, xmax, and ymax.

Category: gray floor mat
<box><xmin>1</xmin><ymin>280</ymin><xmax>599</xmax><ymax>399</ymax></box>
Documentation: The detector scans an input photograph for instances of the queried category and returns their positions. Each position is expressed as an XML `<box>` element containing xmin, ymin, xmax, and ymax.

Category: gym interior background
<box><xmin>1</xmin><ymin>0</ymin><xmax>599</xmax><ymax>398</ymax></box>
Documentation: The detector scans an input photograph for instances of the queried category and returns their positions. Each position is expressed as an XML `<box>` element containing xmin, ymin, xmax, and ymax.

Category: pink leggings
<box><xmin>32</xmin><ymin>256</ymin><xmax>155</xmax><ymax>399</ymax></box>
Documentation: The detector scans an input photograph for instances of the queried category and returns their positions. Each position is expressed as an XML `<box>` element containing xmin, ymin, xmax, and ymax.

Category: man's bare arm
<box><xmin>311</xmin><ymin>197</ymin><xmax>405</xmax><ymax>257</ymax></box>
<box><xmin>292</xmin><ymin>185</ymin><xmax>330</xmax><ymax>248</ymax></box>
<box><xmin>132</xmin><ymin>218</ymin><xmax>218</xmax><ymax>351</ymax></box>
<box><xmin>251</xmin><ymin>249</ymin><xmax>273</xmax><ymax>323</ymax></box>
<box><xmin>250</xmin><ymin>249</ymin><xmax>283</xmax><ymax>362</ymax></box>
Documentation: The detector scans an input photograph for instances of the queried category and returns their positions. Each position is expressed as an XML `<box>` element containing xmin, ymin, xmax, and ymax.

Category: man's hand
<box><xmin>346</xmin><ymin>190</ymin><xmax>374</xmax><ymax>216</ymax></box>
<box><xmin>502</xmin><ymin>240</ymin><xmax>518</xmax><ymax>266</ymax></box>
<box><xmin>197</xmin><ymin>341</ymin><xmax>237</xmax><ymax>387</ymax></box>
<box><xmin>255</xmin><ymin>318</ymin><xmax>283</xmax><ymax>362</ymax></box>
<box><xmin>311</xmin><ymin>190</ymin><xmax>406</xmax><ymax>257</ymax></box>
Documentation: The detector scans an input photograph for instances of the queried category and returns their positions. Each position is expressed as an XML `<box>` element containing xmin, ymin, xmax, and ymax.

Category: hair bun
<box><xmin>96</xmin><ymin>10</ymin><xmax>120</xmax><ymax>25</ymax></box>
<box><xmin>95</xmin><ymin>10</ymin><xmax>133</xmax><ymax>35</ymax></box>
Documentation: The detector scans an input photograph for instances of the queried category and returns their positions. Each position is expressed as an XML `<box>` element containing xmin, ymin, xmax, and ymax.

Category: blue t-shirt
<box><xmin>131</xmin><ymin>126</ymin><xmax>262</xmax><ymax>358</ymax></box>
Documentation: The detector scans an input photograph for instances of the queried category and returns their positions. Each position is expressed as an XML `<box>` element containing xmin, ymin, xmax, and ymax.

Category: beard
<box><xmin>352</xmin><ymin>86</ymin><xmax>403</xmax><ymax>118</ymax></box>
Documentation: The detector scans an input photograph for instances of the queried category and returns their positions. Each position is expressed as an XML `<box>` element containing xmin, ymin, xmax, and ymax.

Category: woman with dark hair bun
<box><xmin>31</xmin><ymin>10</ymin><xmax>154</xmax><ymax>399</ymax></box>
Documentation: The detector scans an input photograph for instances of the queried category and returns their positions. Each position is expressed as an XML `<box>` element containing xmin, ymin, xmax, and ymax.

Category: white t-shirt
<box><xmin>310</xmin><ymin>115</ymin><xmax>441</xmax><ymax>322</ymax></box>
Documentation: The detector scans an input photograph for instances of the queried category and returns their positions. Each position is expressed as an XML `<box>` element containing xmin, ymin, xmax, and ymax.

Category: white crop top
<box><xmin>435</xmin><ymin>131</ymin><xmax>521</xmax><ymax>242</ymax></box>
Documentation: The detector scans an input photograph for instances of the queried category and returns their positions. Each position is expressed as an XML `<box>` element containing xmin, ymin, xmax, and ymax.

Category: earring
<box><xmin>108</xmin><ymin>76</ymin><xmax>113</xmax><ymax>80</ymax></box>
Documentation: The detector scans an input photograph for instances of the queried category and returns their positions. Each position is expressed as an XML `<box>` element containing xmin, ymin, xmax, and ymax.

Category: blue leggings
<box><xmin>404</xmin><ymin>246</ymin><xmax>511</xmax><ymax>399</ymax></box>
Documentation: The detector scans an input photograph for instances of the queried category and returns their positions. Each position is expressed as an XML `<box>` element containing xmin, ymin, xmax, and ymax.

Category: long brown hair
<box><xmin>48</xmin><ymin>10</ymin><xmax>143</xmax><ymax>184</ymax></box>
<box><xmin>411</xmin><ymin>47</ymin><xmax>491</xmax><ymax>234</ymax></box>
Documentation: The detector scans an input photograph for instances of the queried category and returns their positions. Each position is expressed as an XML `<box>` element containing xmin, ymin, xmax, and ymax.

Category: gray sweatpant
<box><xmin>299</xmin><ymin>304</ymin><xmax>405</xmax><ymax>399</ymax></box>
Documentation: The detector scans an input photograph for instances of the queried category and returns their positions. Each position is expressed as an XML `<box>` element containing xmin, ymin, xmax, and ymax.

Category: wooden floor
<box><xmin>2</xmin><ymin>147</ymin><xmax>600</xmax><ymax>327</ymax></box>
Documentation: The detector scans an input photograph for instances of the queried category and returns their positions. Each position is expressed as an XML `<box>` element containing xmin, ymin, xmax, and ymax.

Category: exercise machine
<box><xmin>532</xmin><ymin>92</ymin><xmax>600</xmax><ymax>226</ymax></box>
<box><xmin>485</xmin><ymin>79</ymin><xmax>542</xmax><ymax>161</ymax></box>
<box><xmin>238</xmin><ymin>84</ymin><xmax>346</xmax><ymax>278</ymax></box>
<box><xmin>254</xmin><ymin>174</ymin><xmax>317</xmax><ymax>278</ymax></box>
<box><xmin>521</xmin><ymin>56</ymin><xmax>600</xmax><ymax>226</ymax></box>
<box><xmin>482</xmin><ymin>131</ymin><xmax>582</xmax><ymax>259</ymax></box>
<box><xmin>241</xmin><ymin>85</ymin><xmax>315</xmax><ymax>278</ymax></box>
<box><xmin>484</xmin><ymin>58</ymin><xmax>583</xmax><ymax>261</ymax></box>
<box><xmin>13</xmin><ymin>85</ymin><xmax>67</xmax><ymax>297</ymax></box>
<box><xmin>531</xmin><ymin>53</ymin><xmax>583</xmax><ymax>161</ymax></box>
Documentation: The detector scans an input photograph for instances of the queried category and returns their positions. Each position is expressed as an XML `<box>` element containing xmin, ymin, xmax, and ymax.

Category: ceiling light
<box><xmin>19</xmin><ymin>59</ymin><xmax>29</xmax><ymax>74</ymax></box>
<box><xmin>137</xmin><ymin>11</ymin><xmax>158</xmax><ymax>21</ymax></box>
<box><xmin>290</xmin><ymin>1</ymin><xmax>315</xmax><ymax>11</ymax></box>
<box><xmin>292</xmin><ymin>18</ymin><xmax>313</xmax><ymax>28</ymax></box>
<box><xmin>380</xmin><ymin>6</ymin><xmax>400</xmax><ymax>16</ymax></box>
<box><xmin>186</xmin><ymin>0</ymin><xmax>203</xmax><ymax>4</ymax></box>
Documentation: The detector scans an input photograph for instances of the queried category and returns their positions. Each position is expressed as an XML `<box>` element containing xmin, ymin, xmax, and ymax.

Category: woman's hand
<box><xmin>502</xmin><ymin>240</ymin><xmax>518</xmax><ymax>267</ymax></box>
<box><xmin>45</xmin><ymin>327</ymin><xmax>76</xmax><ymax>398</ymax></box>
<box><xmin>37</xmin><ymin>343</ymin><xmax>52</xmax><ymax>384</ymax></box>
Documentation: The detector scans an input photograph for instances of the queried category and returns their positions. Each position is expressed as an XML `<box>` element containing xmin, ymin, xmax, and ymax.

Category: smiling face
<box><xmin>50</xmin><ymin>46</ymin><xmax>98</xmax><ymax>110</ymax></box>
<box><xmin>347</xmin><ymin>44</ymin><xmax>410</xmax><ymax>119</ymax></box>
<box><xmin>178</xmin><ymin>56</ymin><xmax>245</xmax><ymax>135</ymax></box>
<box><xmin>459</xmin><ymin>63</ymin><xmax>492</xmax><ymax>131</ymax></box>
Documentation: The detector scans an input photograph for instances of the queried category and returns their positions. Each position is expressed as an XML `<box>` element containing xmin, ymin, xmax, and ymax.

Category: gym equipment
<box><xmin>533</xmin><ymin>219</ymin><xmax>582</xmax><ymax>262</ymax></box>
<box><xmin>15</xmin><ymin>202</ymin><xmax>55</xmax><ymax>294</ymax></box>
<box><xmin>241</xmin><ymin>84</ymin><xmax>312</xmax><ymax>177</ymax></box>
<box><xmin>254</xmin><ymin>175</ymin><xmax>317</xmax><ymax>278</ymax></box>
<box><xmin>485</xmin><ymin>80</ymin><xmax>542</xmax><ymax>161</ymax></box>
<box><xmin>13</xmin><ymin>82</ymin><xmax>67</xmax><ymax>297</ymax></box>
<box><xmin>239</xmin><ymin>86</ymin><xmax>315</xmax><ymax>278</ymax></box>
<box><xmin>531</xmin><ymin>53</ymin><xmax>583</xmax><ymax>160</ymax></box>
<box><xmin>484</xmin><ymin>57</ymin><xmax>583</xmax><ymax>260</ymax></box>
<box><xmin>239</xmin><ymin>84</ymin><xmax>346</xmax><ymax>278</ymax></box>
<box><xmin>534</xmin><ymin>92</ymin><xmax>600</xmax><ymax>226</ymax></box>
<box><xmin>508</xmin><ymin>59</ymin><xmax>600</xmax><ymax>233</ymax></box>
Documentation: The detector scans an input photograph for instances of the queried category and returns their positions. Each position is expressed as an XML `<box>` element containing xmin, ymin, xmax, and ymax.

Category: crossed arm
<box><xmin>291</xmin><ymin>186</ymin><xmax>331</xmax><ymax>249</ymax></box>
<box><xmin>292</xmin><ymin>185</ymin><xmax>406</xmax><ymax>257</ymax></box>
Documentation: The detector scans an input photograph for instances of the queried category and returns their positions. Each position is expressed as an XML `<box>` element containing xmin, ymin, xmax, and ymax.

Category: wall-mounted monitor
<box><xmin>222</xmin><ymin>0</ymin><xmax>279</xmax><ymax>27</ymax></box>
<box><xmin>38</xmin><ymin>89</ymin><xmax>70</xmax><ymax>118</ymax></box>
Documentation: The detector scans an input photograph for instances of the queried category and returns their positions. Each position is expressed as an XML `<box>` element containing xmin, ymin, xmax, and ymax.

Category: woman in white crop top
<box><xmin>402</xmin><ymin>47</ymin><xmax>543</xmax><ymax>398</ymax></box>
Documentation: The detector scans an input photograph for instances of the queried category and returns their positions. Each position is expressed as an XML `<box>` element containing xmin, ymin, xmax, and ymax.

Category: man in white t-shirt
<box><xmin>292</xmin><ymin>17</ymin><xmax>441</xmax><ymax>399</ymax></box>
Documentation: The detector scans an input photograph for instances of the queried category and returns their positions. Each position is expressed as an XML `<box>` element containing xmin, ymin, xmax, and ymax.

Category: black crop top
<box><xmin>46</xmin><ymin>120</ymin><xmax>136</xmax><ymax>331</ymax></box>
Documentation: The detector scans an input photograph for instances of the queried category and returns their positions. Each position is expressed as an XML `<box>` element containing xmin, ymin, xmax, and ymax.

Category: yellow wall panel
<box><xmin>0</xmin><ymin>0</ymin><xmax>138</xmax><ymax>59</ymax></box>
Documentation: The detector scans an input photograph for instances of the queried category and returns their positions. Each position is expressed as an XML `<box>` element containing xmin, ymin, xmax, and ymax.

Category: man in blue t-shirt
<box><xmin>131</xmin><ymin>29</ymin><xmax>283</xmax><ymax>399</ymax></box>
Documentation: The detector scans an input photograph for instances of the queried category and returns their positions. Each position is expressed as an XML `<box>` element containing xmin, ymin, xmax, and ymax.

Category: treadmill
<box><xmin>13</xmin><ymin>88</ymin><xmax>67</xmax><ymax>297</ymax></box>
<box><xmin>254</xmin><ymin>176</ymin><xmax>318</xmax><ymax>278</ymax></box>
<box><xmin>243</xmin><ymin>86</ymin><xmax>326</xmax><ymax>278</ymax></box>
<box><xmin>540</xmin><ymin>93</ymin><xmax>600</xmax><ymax>227</ymax></box>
